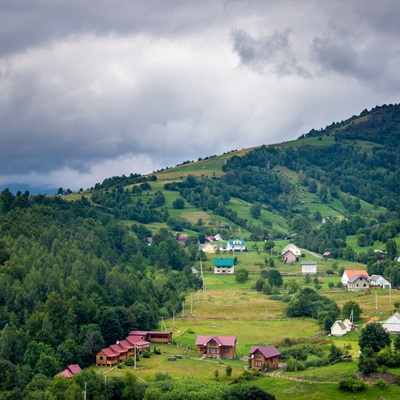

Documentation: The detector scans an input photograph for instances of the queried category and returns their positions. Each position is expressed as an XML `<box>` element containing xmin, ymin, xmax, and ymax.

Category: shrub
<box><xmin>326</xmin><ymin>269</ymin><xmax>334</xmax><ymax>275</ymax></box>
<box><xmin>338</xmin><ymin>376</ymin><xmax>368</xmax><ymax>392</ymax></box>
<box><xmin>375</xmin><ymin>378</ymin><xmax>389</xmax><ymax>390</ymax></box>
<box><xmin>142</xmin><ymin>350</ymin><xmax>151</xmax><ymax>358</ymax></box>
<box><xmin>125</xmin><ymin>357</ymin><xmax>134</xmax><ymax>366</ymax></box>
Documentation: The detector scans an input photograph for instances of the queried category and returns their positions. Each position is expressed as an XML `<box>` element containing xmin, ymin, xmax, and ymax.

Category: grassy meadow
<box><xmin>95</xmin><ymin>249</ymin><xmax>400</xmax><ymax>399</ymax></box>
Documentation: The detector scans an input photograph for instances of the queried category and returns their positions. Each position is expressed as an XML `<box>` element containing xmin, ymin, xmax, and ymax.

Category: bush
<box><xmin>375</xmin><ymin>378</ymin><xmax>389</xmax><ymax>390</ymax></box>
<box><xmin>326</xmin><ymin>269</ymin><xmax>334</xmax><ymax>275</ymax></box>
<box><xmin>142</xmin><ymin>350</ymin><xmax>151</xmax><ymax>358</ymax></box>
<box><xmin>125</xmin><ymin>357</ymin><xmax>135</xmax><ymax>366</ymax></box>
<box><xmin>338</xmin><ymin>376</ymin><xmax>368</xmax><ymax>392</ymax></box>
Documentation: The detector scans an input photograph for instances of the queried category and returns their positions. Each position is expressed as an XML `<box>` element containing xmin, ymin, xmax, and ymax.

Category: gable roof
<box><xmin>227</xmin><ymin>239</ymin><xmax>246</xmax><ymax>246</ymax></box>
<box><xmin>109</xmin><ymin>344</ymin><xmax>128</xmax><ymax>354</ymax></box>
<box><xmin>384</xmin><ymin>312</ymin><xmax>400</xmax><ymax>324</ymax></box>
<box><xmin>195</xmin><ymin>335</ymin><xmax>237</xmax><ymax>347</ymax></box>
<box><xmin>55</xmin><ymin>364</ymin><xmax>82</xmax><ymax>379</ymax></box>
<box><xmin>249</xmin><ymin>345</ymin><xmax>281</xmax><ymax>359</ymax></box>
<box><xmin>343</xmin><ymin>270</ymin><xmax>369</xmax><ymax>279</ymax></box>
<box><xmin>100</xmin><ymin>347</ymin><xmax>118</xmax><ymax>357</ymax></box>
<box><xmin>331</xmin><ymin>320</ymin><xmax>347</xmax><ymax>330</ymax></box>
<box><xmin>119</xmin><ymin>339</ymin><xmax>134</xmax><ymax>349</ymax></box>
<box><xmin>281</xmin><ymin>244</ymin><xmax>301</xmax><ymax>255</ymax></box>
<box><xmin>214</xmin><ymin>258</ymin><xmax>235</xmax><ymax>267</ymax></box>
<box><xmin>347</xmin><ymin>274</ymin><xmax>369</xmax><ymax>284</ymax></box>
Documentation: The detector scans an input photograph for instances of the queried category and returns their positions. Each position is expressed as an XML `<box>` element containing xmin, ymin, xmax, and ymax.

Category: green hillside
<box><xmin>1</xmin><ymin>104</ymin><xmax>400</xmax><ymax>398</ymax></box>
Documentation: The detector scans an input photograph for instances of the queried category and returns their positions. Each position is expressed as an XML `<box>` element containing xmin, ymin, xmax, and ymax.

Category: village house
<box><xmin>96</xmin><ymin>347</ymin><xmax>120</xmax><ymax>366</ymax></box>
<box><xmin>214</xmin><ymin>258</ymin><xmax>235</xmax><ymax>274</ymax></box>
<box><xmin>369</xmin><ymin>275</ymin><xmax>391</xmax><ymax>289</ymax></box>
<box><xmin>195</xmin><ymin>335</ymin><xmax>237</xmax><ymax>359</ymax></box>
<box><xmin>249</xmin><ymin>346</ymin><xmax>281</xmax><ymax>370</ymax></box>
<box><xmin>129</xmin><ymin>330</ymin><xmax>173</xmax><ymax>344</ymax></box>
<box><xmin>281</xmin><ymin>244</ymin><xmax>301</xmax><ymax>257</ymax></box>
<box><xmin>281</xmin><ymin>250</ymin><xmax>297</xmax><ymax>263</ymax></box>
<box><xmin>301</xmin><ymin>260</ymin><xmax>317</xmax><ymax>275</ymax></box>
<box><xmin>108</xmin><ymin>343</ymin><xmax>128</xmax><ymax>361</ymax></box>
<box><xmin>125</xmin><ymin>335</ymin><xmax>151</xmax><ymax>354</ymax></box>
<box><xmin>55</xmin><ymin>364</ymin><xmax>82</xmax><ymax>379</ymax></box>
<box><xmin>330</xmin><ymin>319</ymin><xmax>353</xmax><ymax>336</ymax></box>
<box><xmin>341</xmin><ymin>269</ymin><xmax>369</xmax><ymax>285</ymax></box>
<box><xmin>226</xmin><ymin>239</ymin><xmax>246</xmax><ymax>252</ymax></box>
<box><xmin>347</xmin><ymin>274</ymin><xmax>370</xmax><ymax>292</ymax></box>
<box><xmin>382</xmin><ymin>312</ymin><xmax>400</xmax><ymax>333</ymax></box>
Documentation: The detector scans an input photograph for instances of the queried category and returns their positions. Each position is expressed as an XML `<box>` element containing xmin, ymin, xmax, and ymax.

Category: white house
<box><xmin>347</xmin><ymin>274</ymin><xmax>370</xmax><ymax>292</ymax></box>
<box><xmin>341</xmin><ymin>269</ymin><xmax>369</xmax><ymax>285</ymax></box>
<box><xmin>301</xmin><ymin>261</ymin><xmax>317</xmax><ymax>275</ymax></box>
<box><xmin>369</xmin><ymin>275</ymin><xmax>391</xmax><ymax>289</ymax></box>
<box><xmin>331</xmin><ymin>319</ymin><xmax>353</xmax><ymax>336</ymax></box>
<box><xmin>331</xmin><ymin>320</ymin><xmax>347</xmax><ymax>336</ymax></box>
<box><xmin>226</xmin><ymin>239</ymin><xmax>246</xmax><ymax>252</ymax></box>
<box><xmin>281</xmin><ymin>244</ymin><xmax>301</xmax><ymax>257</ymax></box>
<box><xmin>382</xmin><ymin>312</ymin><xmax>400</xmax><ymax>333</ymax></box>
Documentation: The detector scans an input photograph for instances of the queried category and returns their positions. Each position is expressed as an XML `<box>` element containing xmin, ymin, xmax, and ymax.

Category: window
<box><xmin>208</xmin><ymin>348</ymin><xmax>218</xmax><ymax>354</ymax></box>
<box><xmin>255</xmin><ymin>351</ymin><xmax>262</xmax><ymax>358</ymax></box>
<box><xmin>223</xmin><ymin>347</ymin><xmax>230</xmax><ymax>353</ymax></box>
<box><xmin>255</xmin><ymin>361</ymin><xmax>262</xmax><ymax>367</ymax></box>
<box><xmin>210</xmin><ymin>340</ymin><xmax>217</xmax><ymax>346</ymax></box>
<box><xmin>99</xmin><ymin>356</ymin><xmax>104</xmax><ymax>360</ymax></box>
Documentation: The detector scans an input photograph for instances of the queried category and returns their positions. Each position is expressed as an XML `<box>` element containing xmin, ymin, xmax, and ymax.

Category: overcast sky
<box><xmin>1</xmin><ymin>0</ymin><xmax>399</xmax><ymax>191</ymax></box>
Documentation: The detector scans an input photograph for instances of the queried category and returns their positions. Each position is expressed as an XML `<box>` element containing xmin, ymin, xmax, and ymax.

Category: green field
<box><xmin>95</xmin><ymin>262</ymin><xmax>400</xmax><ymax>399</ymax></box>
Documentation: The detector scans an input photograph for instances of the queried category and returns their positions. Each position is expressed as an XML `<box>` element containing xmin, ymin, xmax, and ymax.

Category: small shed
<box><xmin>323</xmin><ymin>252</ymin><xmax>333</xmax><ymax>259</ymax></box>
<box><xmin>369</xmin><ymin>275</ymin><xmax>391</xmax><ymax>289</ymax></box>
<box><xmin>301</xmin><ymin>261</ymin><xmax>317</xmax><ymax>275</ymax></box>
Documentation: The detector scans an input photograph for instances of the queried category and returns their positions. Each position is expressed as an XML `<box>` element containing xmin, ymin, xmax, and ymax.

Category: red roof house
<box><xmin>195</xmin><ymin>335</ymin><xmax>237</xmax><ymax>359</ymax></box>
<box><xmin>96</xmin><ymin>347</ymin><xmax>119</xmax><ymax>366</ymax></box>
<box><xmin>55</xmin><ymin>364</ymin><xmax>82</xmax><ymax>379</ymax></box>
<box><xmin>249</xmin><ymin>346</ymin><xmax>281</xmax><ymax>370</ymax></box>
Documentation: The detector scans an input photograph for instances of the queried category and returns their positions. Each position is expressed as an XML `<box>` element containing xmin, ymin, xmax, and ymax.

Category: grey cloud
<box><xmin>231</xmin><ymin>28</ymin><xmax>310</xmax><ymax>77</ymax></box>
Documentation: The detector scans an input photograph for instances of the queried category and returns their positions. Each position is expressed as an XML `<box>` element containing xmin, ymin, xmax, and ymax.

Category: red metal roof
<box><xmin>126</xmin><ymin>336</ymin><xmax>150</xmax><ymax>346</ymax></box>
<box><xmin>55</xmin><ymin>364</ymin><xmax>82</xmax><ymax>379</ymax></box>
<box><xmin>195</xmin><ymin>335</ymin><xmax>236</xmax><ymax>346</ymax></box>
<box><xmin>100</xmin><ymin>347</ymin><xmax>118</xmax><ymax>357</ymax></box>
<box><xmin>119</xmin><ymin>340</ymin><xmax>134</xmax><ymax>349</ymax></box>
<box><xmin>250</xmin><ymin>345</ymin><xmax>281</xmax><ymax>359</ymax></box>
<box><xmin>109</xmin><ymin>344</ymin><xmax>127</xmax><ymax>354</ymax></box>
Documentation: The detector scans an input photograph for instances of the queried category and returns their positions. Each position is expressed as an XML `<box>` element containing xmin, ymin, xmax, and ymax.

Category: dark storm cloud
<box><xmin>0</xmin><ymin>1</ymin><xmax>399</xmax><ymax>190</ymax></box>
<box><xmin>231</xmin><ymin>28</ymin><xmax>310</xmax><ymax>77</ymax></box>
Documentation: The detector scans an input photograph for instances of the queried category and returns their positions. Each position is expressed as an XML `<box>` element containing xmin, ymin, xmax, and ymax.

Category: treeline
<box><xmin>0</xmin><ymin>189</ymin><xmax>201</xmax><ymax>397</ymax></box>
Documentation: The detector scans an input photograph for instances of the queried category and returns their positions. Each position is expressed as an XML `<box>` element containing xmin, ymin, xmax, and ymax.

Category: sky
<box><xmin>1</xmin><ymin>0</ymin><xmax>400</xmax><ymax>192</ymax></box>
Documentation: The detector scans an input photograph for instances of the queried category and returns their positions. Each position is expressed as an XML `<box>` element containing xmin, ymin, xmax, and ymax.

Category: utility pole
<box><xmin>134</xmin><ymin>344</ymin><xmax>137</xmax><ymax>370</ymax></box>
<box><xmin>182</xmin><ymin>300</ymin><xmax>185</xmax><ymax>321</ymax></box>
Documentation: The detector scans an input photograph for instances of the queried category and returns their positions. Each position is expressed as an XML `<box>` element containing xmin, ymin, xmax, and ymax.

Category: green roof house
<box><xmin>214</xmin><ymin>258</ymin><xmax>235</xmax><ymax>274</ymax></box>
<box><xmin>226</xmin><ymin>239</ymin><xmax>246</xmax><ymax>252</ymax></box>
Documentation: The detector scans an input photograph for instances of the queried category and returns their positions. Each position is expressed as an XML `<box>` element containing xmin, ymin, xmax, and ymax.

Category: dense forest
<box><xmin>0</xmin><ymin>191</ymin><xmax>202</xmax><ymax>398</ymax></box>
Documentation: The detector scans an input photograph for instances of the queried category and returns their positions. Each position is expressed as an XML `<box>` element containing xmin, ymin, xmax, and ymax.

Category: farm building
<box><xmin>226</xmin><ymin>239</ymin><xmax>246</xmax><ymax>252</ymax></box>
<box><xmin>249</xmin><ymin>346</ymin><xmax>281</xmax><ymax>370</ymax></box>
<box><xmin>323</xmin><ymin>252</ymin><xmax>333</xmax><ymax>259</ymax></box>
<box><xmin>301</xmin><ymin>261</ymin><xmax>317</xmax><ymax>275</ymax></box>
<box><xmin>214</xmin><ymin>258</ymin><xmax>235</xmax><ymax>274</ymax></box>
<box><xmin>195</xmin><ymin>335</ymin><xmax>237</xmax><ymax>359</ymax></box>
<box><xmin>341</xmin><ymin>269</ymin><xmax>369</xmax><ymax>285</ymax></box>
<box><xmin>369</xmin><ymin>275</ymin><xmax>391</xmax><ymax>289</ymax></box>
<box><xmin>382</xmin><ymin>312</ymin><xmax>400</xmax><ymax>333</ymax></box>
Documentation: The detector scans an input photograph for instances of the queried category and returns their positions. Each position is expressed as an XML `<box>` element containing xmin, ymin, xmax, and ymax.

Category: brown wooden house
<box><xmin>125</xmin><ymin>335</ymin><xmax>151</xmax><ymax>354</ymax></box>
<box><xmin>96</xmin><ymin>347</ymin><xmax>119</xmax><ymax>366</ymax></box>
<box><xmin>249</xmin><ymin>345</ymin><xmax>281</xmax><ymax>370</ymax></box>
<box><xmin>195</xmin><ymin>335</ymin><xmax>237</xmax><ymax>359</ymax></box>
<box><xmin>129</xmin><ymin>330</ymin><xmax>172</xmax><ymax>344</ymax></box>
<box><xmin>108</xmin><ymin>344</ymin><xmax>128</xmax><ymax>361</ymax></box>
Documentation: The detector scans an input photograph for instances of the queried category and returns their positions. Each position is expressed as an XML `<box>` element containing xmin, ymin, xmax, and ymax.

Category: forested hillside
<box><xmin>0</xmin><ymin>191</ymin><xmax>201</xmax><ymax>397</ymax></box>
<box><xmin>1</xmin><ymin>103</ymin><xmax>400</xmax><ymax>398</ymax></box>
